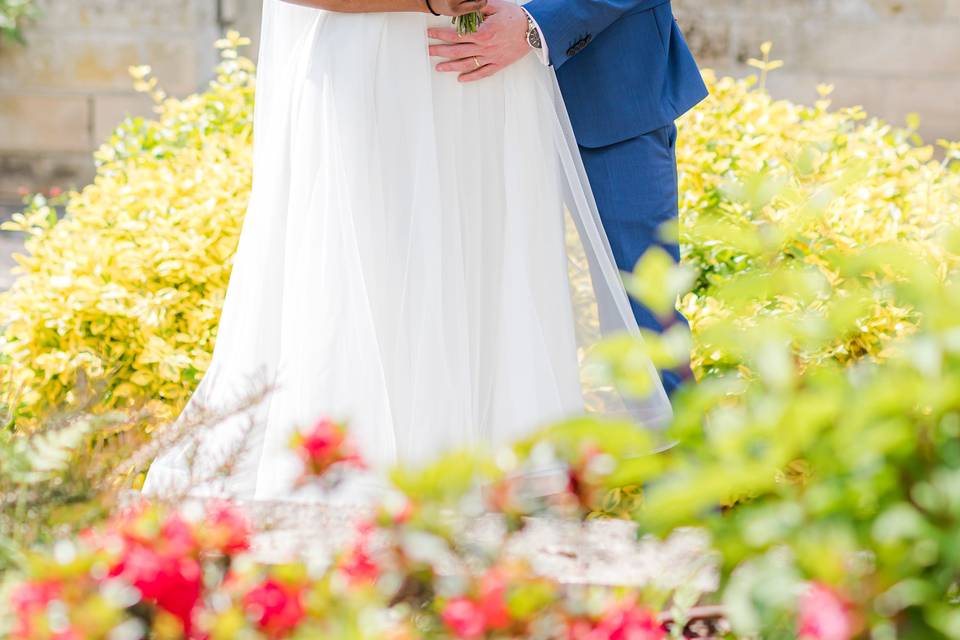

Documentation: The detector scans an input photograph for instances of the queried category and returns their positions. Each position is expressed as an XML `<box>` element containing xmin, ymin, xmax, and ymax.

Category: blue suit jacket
<box><xmin>524</xmin><ymin>0</ymin><xmax>708</xmax><ymax>148</ymax></box>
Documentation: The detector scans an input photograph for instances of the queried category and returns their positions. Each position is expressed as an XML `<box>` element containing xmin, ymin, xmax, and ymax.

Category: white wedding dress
<box><xmin>143</xmin><ymin>0</ymin><xmax>671</xmax><ymax>503</ymax></box>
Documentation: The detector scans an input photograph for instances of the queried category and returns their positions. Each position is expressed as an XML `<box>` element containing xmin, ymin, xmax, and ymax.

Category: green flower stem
<box><xmin>453</xmin><ymin>11</ymin><xmax>484</xmax><ymax>35</ymax></box>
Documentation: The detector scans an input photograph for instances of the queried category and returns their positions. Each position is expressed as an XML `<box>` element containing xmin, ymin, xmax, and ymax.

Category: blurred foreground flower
<box><xmin>197</xmin><ymin>499</ymin><xmax>252</xmax><ymax>556</ymax></box>
<box><xmin>797</xmin><ymin>583</ymin><xmax>854</xmax><ymax>640</ymax></box>
<box><xmin>241</xmin><ymin>577</ymin><xmax>306</xmax><ymax>638</ymax></box>
<box><xmin>567</xmin><ymin>600</ymin><xmax>666</xmax><ymax>640</ymax></box>
<box><xmin>290</xmin><ymin>417</ymin><xmax>365</xmax><ymax>487</ymax></box>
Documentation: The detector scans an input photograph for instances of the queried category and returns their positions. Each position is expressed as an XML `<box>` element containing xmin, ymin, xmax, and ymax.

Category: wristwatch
<box><xmin>525</xmin><ymin>12</ymin><xmax>543</xmax><ymax>50</ymax></box>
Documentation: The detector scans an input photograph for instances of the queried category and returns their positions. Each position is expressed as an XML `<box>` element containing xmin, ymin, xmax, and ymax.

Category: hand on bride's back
<box><xmin>432</xmin><ymin>0</ymin><xmax>486</xmax><ymax>16</ymax></box>
<box><xmin>428</xmin><ymin>0</ymin><xmax>529</xmax><ymax>82</ymax></box>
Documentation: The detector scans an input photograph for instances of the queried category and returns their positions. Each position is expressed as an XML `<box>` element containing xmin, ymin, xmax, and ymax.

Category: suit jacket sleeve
<box><xmin>523</xmin><ymin>0</ymin><xmax>670</xmax><ymax>68</ymax></box>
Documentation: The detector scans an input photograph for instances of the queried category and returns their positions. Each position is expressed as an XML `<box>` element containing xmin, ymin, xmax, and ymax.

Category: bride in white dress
<box><xmin>143</xmin><ymin>0</ymin><xmax>671</xmax><ymax>503</ymax></box>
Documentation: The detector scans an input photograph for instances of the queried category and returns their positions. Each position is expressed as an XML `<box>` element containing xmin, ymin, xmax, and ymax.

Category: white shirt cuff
<box><xmin>520</xmin><ymin>7</ymin><xmax>550</xmax><ymax>66</ymax></box>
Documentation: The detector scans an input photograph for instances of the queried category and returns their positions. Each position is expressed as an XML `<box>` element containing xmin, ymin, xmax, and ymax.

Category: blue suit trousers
<box><xmin>579</xmin><ymin>124</ymin><xmax>690</xmax><ymax>396</ymax></box>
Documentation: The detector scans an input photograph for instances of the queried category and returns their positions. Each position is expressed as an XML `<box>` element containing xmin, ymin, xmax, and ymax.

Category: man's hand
<box><xmin>428</xmin><ymin>0</ymin><xmax>529</xmax><ymax>83</ymax></box>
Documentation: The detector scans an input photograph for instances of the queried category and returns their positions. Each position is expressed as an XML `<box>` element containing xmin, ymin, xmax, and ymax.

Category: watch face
<box><xmin>527</xmin><ymin>21</ymin><xmax>543</xmax><ymax>49</ymax></box>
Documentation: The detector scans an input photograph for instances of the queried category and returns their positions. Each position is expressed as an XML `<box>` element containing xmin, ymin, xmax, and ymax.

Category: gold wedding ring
<box><xmin>473</xmin><ymin>56</ymin><xmax>481</xmax><ymax>69</ymax></box>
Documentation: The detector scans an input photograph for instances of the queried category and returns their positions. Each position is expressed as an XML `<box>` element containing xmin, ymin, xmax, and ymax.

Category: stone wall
<box><xmin>673</xmin><ymin>0</ymin><xmax>960</xmax><ymax>144</ymax></box>
<box><xmin>0</xmin><ymin>0</ymin><xmax>259</xmax><ymax>210</ymax></box>
<box><xmin>1</xmin><ymin>0</ymin><xmax>959</xmax><ymax>209</ymax></box>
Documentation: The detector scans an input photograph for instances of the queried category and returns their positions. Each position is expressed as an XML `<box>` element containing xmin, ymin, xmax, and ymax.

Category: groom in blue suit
<box><xmin>429</xmin><ymin>0</ymin><xmax>708</xmax><ymax>396</ymax></box>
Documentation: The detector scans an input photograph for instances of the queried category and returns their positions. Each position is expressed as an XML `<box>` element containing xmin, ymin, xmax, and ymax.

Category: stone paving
<box><xmin>122</xmin><ymin>484</ymin><xmax>722</xmax><ymax>610</ymax></box>
<box><xmin>242</xmin><ymin>500</ymin><xmax>720</xmax><ymax>592</ymax></box>
<box><xmin>243</xmin><ymin>501</ymin><xmax>725</xmax><ymax>636</ymax></box>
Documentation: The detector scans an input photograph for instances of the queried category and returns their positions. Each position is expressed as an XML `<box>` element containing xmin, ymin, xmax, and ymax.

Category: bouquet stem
<box><xmin>453</xmin><ymin>11</ymin><xmax>484</xmax><ymax>34</ymax></box>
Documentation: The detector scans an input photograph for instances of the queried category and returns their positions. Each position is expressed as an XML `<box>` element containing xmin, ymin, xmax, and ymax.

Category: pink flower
<box><xmin>442</xmin><ymin>597</ymin><xmax>488</xmax><ymax>639</ymax></box>
<box><xmin>798</xmin><ymin>583</ymin><xmax>854</xmax><ymax>640</ymax></box>
<box><xmin>10</xmin><ymin>579</ymin><xmax>61</xmax><ymax>613</ymax></box>
<box><xmin>242</xmin><ymin>579</ymin><xmax>306</xmax><ymax>638</ymax></box>
<box><xmin>339</xmin><ymin>524</ymin><xmax>380</xmax><ymax>585</ymax></box>
<box><xmin>570</xmin><ymin>604</ymin><xmax>665</xmax><ymax>640</ymax></box>
<box><xmin>49</xmin><ymin>187</ymin><xmax>62</xmax><ymax>197</ymax></box>
<box><xmin>340</xmin><ymin>545</ymin><xmax>380</xmax><ymax>585</ymax></box>
<box><xmin>202</xmin><ymin>500</ymin><xmax>252</xmax><ymax>555</ymax></box>
<box><xmin>477</xmin><ymin>569</ymin><xmax>511</xmax><ymax>631</ymax></box>
<box><xmin>10</xmin><ymin>580</ymin><xmax>63</xmax><ymax>639</ymax></box>
<box><xmin>291</xmin><ymin>417</ymin><xmax>365</xmax><ymax>482</ymax></box>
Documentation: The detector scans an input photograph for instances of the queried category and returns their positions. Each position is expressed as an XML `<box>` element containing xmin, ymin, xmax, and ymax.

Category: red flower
<box><xmin>112</xmin><ymin>543</ymin><xmax>203</xmax><ymax>634</ymax></box>
<box><xmin>798</xmin><ymin>583</ymin><xmax>854</xmax><ymax>640</ymax></box>
<box><xmin>160</xmin><ymin>512</ymin><xmax>200</xmax><ymax>557</ymax></box>
<box><xmin>339</xmin><ymin>522</ymin><xmax>380</xmax><ymax>585</ymax></box>
<box><xmin>340</xmin><ymin>545</ymin><xmax>380</xmax><ymax>585</ymax></box>
<box><xmin>301</xmin><ymin>418</ymin><xmax>347</xmax><ymax>462</ymax></box>
<box><xmin>568</xmin><ymin>620</ymin><xmax>595</xmax><ymax>640</ymax></box>
<box><xmin>110</xmin><ymin>503</ymin><xmax>197</xmax><ymax>557</ymax></box>
<box><xmin>201</xmin><ymin>500</ymin><xmax>251</xmax><ymax>555</ymax></box>
<box><xmin>477</xmin><ymin>569</ymin><xmax>511</xmax><ymax>631</ymax></box>
<box><xmin>242</xmin><ymin>579</ymin><xmax>306</xmax><ymax>639</ymax></box>
<box><xmin>339</xmin><ymin>524</ymin><xmax>380</xmax><ymax>586</ymax></box>
<box><xmin>441</xmin><ymin>597</ymin><xmax>487</xmax><ymax>639</ymax></box>
<box><xmin>10</xmin><ymin>579</ymin><xmax>61</xmax><ymax>613</ymax></box>
<box><xmin>291</xmin><ymin>417</ymin><xmax>365</xmax><ymax>482</ymax></box>
<box><xmin>107</xmin><ymin>505</ymin><xmax>204</xmax><ymax>634</ymax></box>
<box><xmin>570</xmin><ymin>604</ymin><xmax>665</xmax><ymax>640</ymax></box>
<box><xmin>10</xmin><ymin>580</ymin><xmax>63</xmax><ymax>639</ymax></box>
<box><xmin>49</xmin><ymin>187</ymin><xmax>63</xmax><ymax>197</ymax></box>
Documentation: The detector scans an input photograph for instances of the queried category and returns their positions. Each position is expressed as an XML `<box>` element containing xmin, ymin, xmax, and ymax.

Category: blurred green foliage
<box><xmin>602</xmin><ymin>153</ymin><xmax>960</xmax><ymax>637</ymax></box>
<box><xmin>0</xmin><ymin>0</ymin><xmax>36</xmax><ymax>44</ymax></box>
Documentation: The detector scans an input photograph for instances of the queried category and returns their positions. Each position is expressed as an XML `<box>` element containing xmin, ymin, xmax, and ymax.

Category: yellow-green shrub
<box><xmin>676</xmin><ymin>47</ymin><xmax>960</xmax><ymax>376</ymax></box>
<box><xmin>0</xmin><ymin>33</ymin><xmax>254</xmax><ymax>422</ymax></box>
<box><xmin>2</xmin><ymin>39</ymin><xmax>959</xmax><ymax>421</ymax></box>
